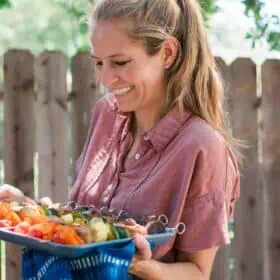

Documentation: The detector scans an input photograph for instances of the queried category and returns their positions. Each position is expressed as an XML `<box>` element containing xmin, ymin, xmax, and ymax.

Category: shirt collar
<box><xmin>145</xmin><ymin>106</ymin><xmax>192</xmax><ymax>152</ymax></box>
<box><xmin>107</xmin><ymin>94</ymin><xmax>193</xmax><ymax>152</ymax></box>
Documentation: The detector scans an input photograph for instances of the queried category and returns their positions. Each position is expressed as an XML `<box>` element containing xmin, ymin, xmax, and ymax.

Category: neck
<box><xmin>132</xmin><ymin>100</ymin><xmax>168</xmax><ymax>137</ymax></box>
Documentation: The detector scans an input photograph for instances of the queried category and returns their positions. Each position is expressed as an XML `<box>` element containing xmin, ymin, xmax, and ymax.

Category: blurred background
<box><xmin>0</xmin><ymin>0</ymin><xmax>280</xmax><ymax>79</ymax></box>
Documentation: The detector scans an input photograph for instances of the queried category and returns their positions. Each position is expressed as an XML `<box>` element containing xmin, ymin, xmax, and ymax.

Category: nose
<box><xmin>98</xmin><ymin>67</ymin><xmax>119</xmax><ymax>88</ymax></box>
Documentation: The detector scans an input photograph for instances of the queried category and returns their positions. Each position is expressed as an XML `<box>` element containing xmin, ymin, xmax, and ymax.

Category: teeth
<box><xmin>114</xmin><ymin>87</ymin><xmax>132</xmax><ymax>95</ymax></box>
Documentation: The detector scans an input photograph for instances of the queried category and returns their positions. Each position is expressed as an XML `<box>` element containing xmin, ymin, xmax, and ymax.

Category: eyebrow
<box><xmin>91</xmin><ymin>53</ymin><xmax>127</xmax><ymax>59</ymax></box>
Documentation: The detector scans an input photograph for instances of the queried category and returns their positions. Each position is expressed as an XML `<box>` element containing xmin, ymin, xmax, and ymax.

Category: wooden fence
<box><xmin>0</xmin><ymin>50</ymin><xmax>279</xmax><ymax>280</ymax></box>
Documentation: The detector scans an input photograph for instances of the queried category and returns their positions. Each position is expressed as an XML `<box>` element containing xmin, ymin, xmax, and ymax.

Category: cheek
<box><xmin>120</xmin><ymin>66</ymin><xmax>141</xmax><ymax>84</ymax></box>
<box><xmin>120</xmin><ymin>61</ymin><xmax>164</xmax><ymax>88</ymax></box>
<box><xmin>142</xmin><ymin>58</ymin><xmax>165</xmax><ymax>83</ymax></box>
<box><xmin>141</xmin><ymin>65</ymin><xmax>165</xmax><ymax>88</ymax></box>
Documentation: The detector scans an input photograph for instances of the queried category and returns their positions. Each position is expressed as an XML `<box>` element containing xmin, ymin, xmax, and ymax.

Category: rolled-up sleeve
<box><xmin>175</xmin><ymin>143</ymin><xmax>240</xmax><ymax>253</ymax></box>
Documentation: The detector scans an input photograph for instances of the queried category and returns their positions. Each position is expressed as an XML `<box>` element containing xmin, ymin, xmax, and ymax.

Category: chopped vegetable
<box><xmin>60</xmin><ymin>213</ymin><xmax>74</xmax><ymax>225</ymax></box>
<box><xmin>89</xmin><ymin>217</ymin><xmax>110</xmax><ymax>242</ymax></box>
<box><xmin>0</xmin><ymin>198</ymin><xmax>167</xmax><ymax>246</ymax></box>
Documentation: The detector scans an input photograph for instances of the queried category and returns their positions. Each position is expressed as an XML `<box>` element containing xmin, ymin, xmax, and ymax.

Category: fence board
<box><xmin>34</xmin><ymin>51</ymin><xmax>69</xmax><ymax>202</ymax></box>
<box><xmin>71</xmin><ymin>52</ymin><xmax>98</xmax><ymax>181</ymax></box>
<box><xmin>229</xmin><ymin>58</ymin><xmax>263</xmax><ymax>280</ymax></box>
<box><xmin>3</xmin><ymin>50</ymin><xmax>35</xmax><ymax>280</ymax></box>
<box><xmin>262</xmin><ymin>60</ymin><xmax>280</xmax><ymax>280</ymax></box>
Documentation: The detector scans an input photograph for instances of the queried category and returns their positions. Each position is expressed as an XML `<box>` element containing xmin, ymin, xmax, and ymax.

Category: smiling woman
<box><xmin>65</xmin><ymin>0</ymin><xmax>242</xmax><ymax>279</ymax></box>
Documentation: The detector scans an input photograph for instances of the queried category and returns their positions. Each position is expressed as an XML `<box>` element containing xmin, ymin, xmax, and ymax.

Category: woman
<box><xmin>1</xmin><ymin>0</ymin><xmax>240</xmax><ymax>279</ymax></box>
<box><xmin>70</xmin><ymin>0</ymin><xmax>240</xmax><ymax>278</ymax></box>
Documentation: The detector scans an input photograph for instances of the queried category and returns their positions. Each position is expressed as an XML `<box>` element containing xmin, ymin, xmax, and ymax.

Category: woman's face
<box><xmin>90</xmin><ymin>20</ymin><xmax>167</xmax><ymax>114</ymax></box>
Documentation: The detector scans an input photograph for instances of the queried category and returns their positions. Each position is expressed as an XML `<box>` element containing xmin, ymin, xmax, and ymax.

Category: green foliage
<box><xmin>0</xmin><ymin>0</ymin><xmax>11</xmax><ymax>9</ymax></box>
<box><xmin>57</xmin><ymin>0</ymin><xmax>279</xmax><ymax>51</ymax></box>
<box><xmin>199</xmin><ymin>0</ymin><xmax>280</xmax><ymax>51</ymax></box>
<box><xmin>199</xmin><ymin>0</ymin><xmax>219</xmax><ymax>23</ymax></box>
<box><xmin>241</xmin><ymin>0</ymin><xmax>280</xmax><ymax>50</ymax></box>
<box><xmin>50</xmin><ymin>0</ymin><xmax>95</xmax><ymax>51</ymax></box>
<box><xmin>0</xmin><ymin>0</ymin><xmax>279</xmax><ymax>55</ymax></box>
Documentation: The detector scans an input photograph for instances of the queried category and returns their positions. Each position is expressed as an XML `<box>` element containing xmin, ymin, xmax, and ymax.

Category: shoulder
<box><xmin>93</xmin><ymin>94</ymin><xmax>117</xmax><ymax>116</ymax></box>
<box><xmin>179</xmin><ymin>117</ymin><xmax>239</xmax><ymax>203</ymax></box>
<box><xmin>90</xmin><ymin>94</ymin><xmax>119</xmax><ymax>126</ymax></box>
<box><xmin>180</xmin><ymin>115</ymin><xmax>227</xmax><ymax>157</ymax></box>
<box><xmin>185</xmin><ymin>117</ymin><xmax>239</xmax><ymax>175</ymax></box>
<box><xmin>181</xmin><ymin>116</ymin><xmax>240</xmax><ymax>191</ymax></box>
<box><xmin>83</xmin><ymin>94</ymin><xmax>119</xmax><ymax>141</ymax></box>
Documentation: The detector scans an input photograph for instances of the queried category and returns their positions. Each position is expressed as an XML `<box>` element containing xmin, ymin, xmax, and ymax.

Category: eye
<box><xmin>114</xmin><ymin>60</ymin><xmax>131</xmax><ymax>66</ymax></box>
<box><xmin>95</xmin><ymin>61</ymin><xmax>103</xmax><ymax>67</ymax></box>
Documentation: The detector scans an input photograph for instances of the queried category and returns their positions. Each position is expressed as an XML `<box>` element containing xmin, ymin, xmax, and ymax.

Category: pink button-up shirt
<box><xmin>70</xmin><ymin>95</ymin><xmax>240</xmax><ymax>261</ymax></box>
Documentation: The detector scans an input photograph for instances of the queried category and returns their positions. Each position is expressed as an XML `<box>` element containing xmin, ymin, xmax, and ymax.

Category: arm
<box><xmin>129</xmin><ymin>130</ymin><xmax>239</xmax><ymax>279</ymax></box>
<box><xmin>129</xmin><ymin>233</ymin><xmax>218</xmax><ymax>280</ymax></box>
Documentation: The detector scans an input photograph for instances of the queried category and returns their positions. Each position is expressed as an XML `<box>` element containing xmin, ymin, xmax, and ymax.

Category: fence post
<box><xmin>229</xmin><ymin>58</ymin><xmax>263</xmax><ymax>280</ymax></box>
<box><xmin>3</xmin><ymin>50</ymin><xmax>35</xmax><ymax>280</ymax></box>
<box><xmin>71</xmin><ymin>52</ymin><xmax>99</xmax><ymax>181</ymax></box>
<box><xmin>34</xmin><ymin>51</ymin><xmax>69</xmax><ymax>202</ymax></box>
<box><xmin>262</xmin><ymin>59</ymin><xmax>280</xmax><ymax>280</ymax></box>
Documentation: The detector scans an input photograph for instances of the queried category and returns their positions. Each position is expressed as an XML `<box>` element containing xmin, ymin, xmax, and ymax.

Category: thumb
<box><xmin>133</xmin><ymin>233</ymin><xmax>152</xmax><ymax>260</ymax></box>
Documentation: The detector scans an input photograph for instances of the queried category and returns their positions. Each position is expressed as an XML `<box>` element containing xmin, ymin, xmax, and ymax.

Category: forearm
<box><xmin>130</xmin><ymin>259</ymin><xmax>207</xmax><ymax>280</ymax></box>
<box><xmin>157</xmin><ymin>260</ymin><xmax>205</xmax><ymax>280</ymax></box>
<box><xmin>155</xmin><ymin>259</ymin><xmax>206</xmax><ymax>280</ymax></box>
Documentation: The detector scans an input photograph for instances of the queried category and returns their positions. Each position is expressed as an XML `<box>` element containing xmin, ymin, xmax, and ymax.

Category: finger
<box><xmin>0</xmin><ymin>193</ymin><xmax>24</xmax><ymax>202</ymax></box>
<box><xmin>38</xmin><ymin>197</ymin><xmax>53</xmax><ymax>206</ymax></box>
<box><xmin>128</xmin><ymin>262</ymin><xmax>142</xmax><ymax>277</ymax></box>
<box><xmin>23</xmin><ymin>196</ymin><xmax>37</xmax><ymax>205</ymax></box>
<box><xmin>0</xmin><ymin>184</ymin><xmax>24</xmax><ymax>199</ymax></box>
<box><xmin>129</xmin><ymin>260</ymin><xmax>159</xmax><ymax>279</ymax></box>
<box><xmin>133</xmin><ymin>232</ymin><xmax>152</xmax><ymax>260</ymax></box>
<box><xmin>0</xmin><ymin>185</ymin><xmax>37</xmax><ymax>205</ymax></box>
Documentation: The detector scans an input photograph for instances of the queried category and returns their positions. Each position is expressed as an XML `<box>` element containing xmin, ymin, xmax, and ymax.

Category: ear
<box><xmin>161</xmin><ymin>37</ymin><xmax>179</xmax><ymax>69</ymax></box>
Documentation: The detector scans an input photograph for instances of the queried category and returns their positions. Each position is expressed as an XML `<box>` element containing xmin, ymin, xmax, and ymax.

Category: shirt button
<box><xmin>143</xmin><ymin>134</ymin><xmax>149</xmax><ymax>141</ymax></box>
<box><xmin>135</xmin><ymin>153</ymin><xmax>141</xmax><ymax>160</ymax></box>
<box><xmin>103</xmin><ymin>196</ymin><xmax>109</xmax><ymax>203</ymax></box>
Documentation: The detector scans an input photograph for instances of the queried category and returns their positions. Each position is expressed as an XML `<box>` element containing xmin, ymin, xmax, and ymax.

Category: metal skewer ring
<box><xmin>176</xmin><ymin>223</ymin><xmax>186</xmax><ymax>235</ymax></box>
<box><xmin>158</xmin><ymin>214</ymin><xmax>169</xmax><ymax>226</ymax></box>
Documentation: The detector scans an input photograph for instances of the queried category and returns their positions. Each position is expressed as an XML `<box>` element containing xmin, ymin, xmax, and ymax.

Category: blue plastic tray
<box><xmin>0</xmin><ymin>227</ymin><xmax>176</xmax><ymax>258</ymax></box>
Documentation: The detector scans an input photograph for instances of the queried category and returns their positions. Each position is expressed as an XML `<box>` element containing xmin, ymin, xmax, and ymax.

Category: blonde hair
<box><xmin>90</xmin><ymin>0</ymin><xmax>243</xmax><ymax>162</ymax></box>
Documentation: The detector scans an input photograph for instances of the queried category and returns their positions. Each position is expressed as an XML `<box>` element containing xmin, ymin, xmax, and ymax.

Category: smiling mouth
<box><xmin>113</xmin><ymin>86</ymin><xmax>133</xmax><ymax>96</ymax></box>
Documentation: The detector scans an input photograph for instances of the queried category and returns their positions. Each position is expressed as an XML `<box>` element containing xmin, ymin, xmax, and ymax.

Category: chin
<box><xmin>118</xmin><ymin>106</ymin><xmax>134</xmax><ymax>113</ymax></box>
<box><xmin>116</xmin><ymin>102</ymin><xmax>137</xmax><ymax>113</ymax></box>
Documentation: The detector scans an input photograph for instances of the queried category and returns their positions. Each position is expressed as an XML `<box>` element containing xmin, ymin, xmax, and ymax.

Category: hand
<box><xmin>0</xmin><ymin>184</ymin><xmax>36</xmax><ymax>204</ymax></box>
<box><xmin>129</xmin><ymin>233</ymin><xmax>161</xmax><ymax>280</ymax></box>
<box><xmin>38</xmin><ymin>197</ymin><xmax>53</xmax><ymax>206</ymax></box>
